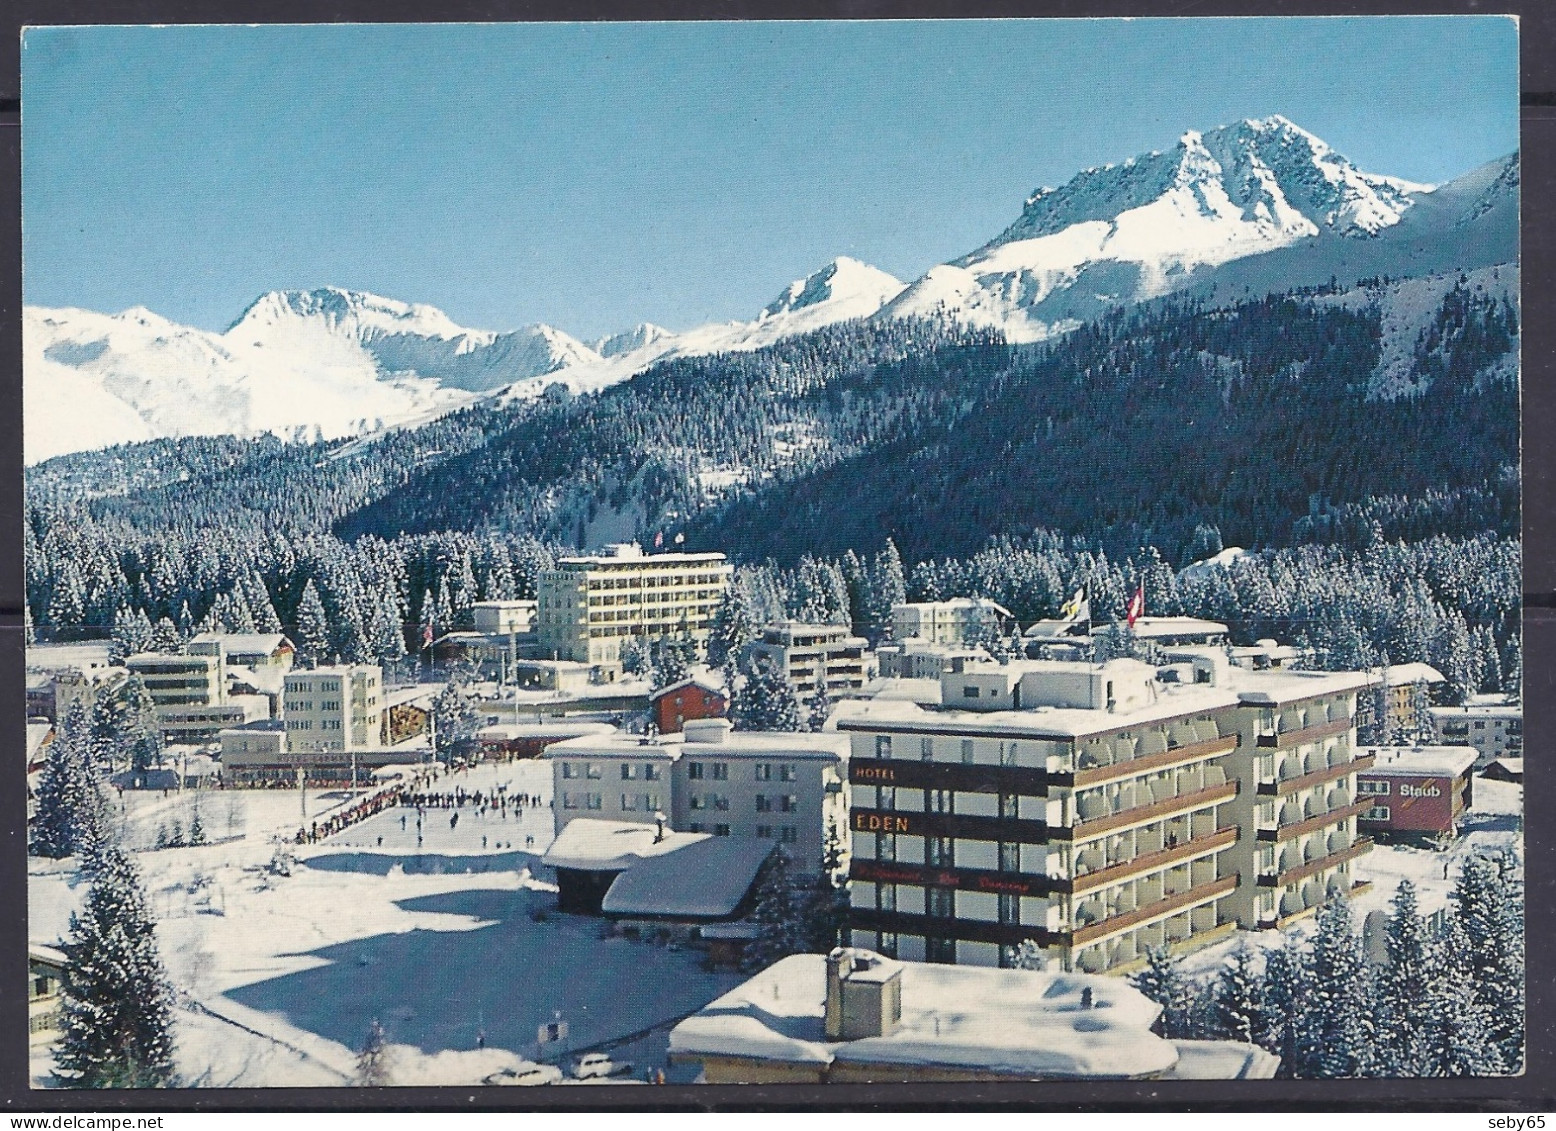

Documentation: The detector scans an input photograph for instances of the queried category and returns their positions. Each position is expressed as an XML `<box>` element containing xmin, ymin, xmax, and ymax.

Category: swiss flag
<box><xmin>1125</xmin><ymin>583</ymin><xmax>1145</xmax><ymax>629</ymax></box>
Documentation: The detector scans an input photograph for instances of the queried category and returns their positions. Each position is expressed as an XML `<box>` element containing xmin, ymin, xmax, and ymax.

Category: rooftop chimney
<box><xmin>824</xmin><ymin>947</ymin><xmax>903</xmax><ymax>1041</ymax></box>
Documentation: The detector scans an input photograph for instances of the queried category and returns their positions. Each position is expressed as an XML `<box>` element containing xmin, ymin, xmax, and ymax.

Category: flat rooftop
<box><xmin>671</xmin><ymin>952</ymin><xmax>1191</xmax><ymax>1079</ymax></box>
<box><xmin>1360</xmin><ymin>745</ymin><xmax>1479</xmax><ymax>777</ymax></box>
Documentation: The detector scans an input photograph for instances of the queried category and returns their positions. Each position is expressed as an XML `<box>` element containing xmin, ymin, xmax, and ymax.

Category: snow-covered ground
<box><xmin>29</xmin><ymin>759</ymin><xmax>740</xmax><ymax>1088</ymax></box>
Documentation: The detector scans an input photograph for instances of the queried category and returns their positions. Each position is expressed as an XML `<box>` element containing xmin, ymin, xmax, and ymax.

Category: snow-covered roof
<box><xmin>542</xmin><ymin>818</ymin><xmax>704</xmax><ymax>872</ymax></box>
<box><xmin>190</xmin><ymin>632</ymin><xmax>293</xmax><ymax>656</ymax></box>
<box><xmin>650</xmin><ymin>671</ymin><xmax>728</xmax><ymax>701</ymax></box>
<box><xmin>1380</xmin><ymin>662</ymin><xmax>1445</xmax><ymax>686</ymax></box>
<box><xmin>384</xmin><ymin>685</ymin><xmax>440</xmax><ymax>710</ymax></box>
<box><xmin>26</xmin><ymin>642</ymin><xmax>115</xmax><ymax>672</ymax></box>
<box><xmin>837</xmin><ymin>681</ymin><xmax>1240</xmax><ymax>740</ymax></box>
<box><xmin>601</xmin><ymin>836</ymin><xmax>773</xmax><ymax>919</ymax></box>
<box><xmin>1121</xmin><ymin>617</ymin><xmax>1229</xmax><ymax>639</ymax></box>
<box><xmin>856</xmin><ymin>678</ymin><xmax>944</xmax><ymax>705</ymax></box>
<box><xmin>545</xmin><ymin>728</ymin><xmax>848</xmax><ymax>762</ymax></box>
<box><xmin>26</xmin><ymin>722</ymin><xmax>52</xmax><ymax>763</ymax></box>
<box><xmin>478</xmin><ymin>722</ymin><xmax>616</xmax><ymax>741</ymax></box>
<box><xmin>669</xmin><ymin>953</ymin><xmax>1188</xmax><ymax>1078</ymax></box>
<box><xmin>1163</xmin><ymin>1040</ymin><xmax>1280</xmax><ymax>1079</ymax></box>
<box><xmin>1360</xmin><ymin>745</ymin><xmax>1478</xmax><ymax>778</ymax></box>
<box><xmin>29</xmin><ymin>944</ymin><xmax>68</xmax><ymax>968</ymax></box>
<box><xmin>1428</xmin><ymin>703</ymin><xmax>1522</xmax><ymax>718</ymax></box>
<box><xmin>1227</xmin><ymin>667</ymin><xmax>1374</xmax><ymax>705</ymax></box>
<box><xmin>1023</xmin><ymin>619</ymin><xmax>1089</xmax><ymax>640</ymax></box>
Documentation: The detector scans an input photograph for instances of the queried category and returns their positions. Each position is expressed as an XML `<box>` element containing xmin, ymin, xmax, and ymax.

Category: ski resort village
<box><xmin>20</xmin><ymin>27</ymin><xmax>1522</xmax><ymax>1091</ymax></box>
<box><xmin>25</xmin><ymin>539</ymin><xmax>1524</xmax><ymax>1087</ymax></box>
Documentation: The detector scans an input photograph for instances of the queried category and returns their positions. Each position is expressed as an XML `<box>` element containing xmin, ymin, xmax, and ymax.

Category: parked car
<box><xmin>483</xmin><ymin>1063</ymin><xmax>562</xmax><ymax>1086</ymax></box>
<box><xmin>573</xmin><ymin>1052</ymin><xmax>633</xmax><ymax>1079</ymax></box>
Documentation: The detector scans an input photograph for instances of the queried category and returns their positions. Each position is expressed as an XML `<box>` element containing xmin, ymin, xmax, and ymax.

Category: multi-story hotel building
<box><xmin>545</xmin><ymin>718</ymin><xmax>849</xmax><ymax>876</ymax></box>
<box><xmin>282</xmin><ymin>665</ymin><xmax>385</xmax><ymax>753</ymax></box>
<box><xmin>836</xmin><ymin>652</ymin><xmax>1373</xmax><ymax>973</ymax></box>
<box><xmin>535</xmin><ymin>543</ymin><xmax>732</xmax><ymax>672</ymax></box>
<box><xmin>743</xmin><ymin>622</ymin><xmax>870</xmax><ymax>696</ymax></box>
<box><xmin>891</xmin><ymin>599</ymin><xmax>1012</xmax><ymax>646</ymax></box>
<box><xmin>1428</xmin><ymin>701</ymin><xmax>1523</xmax><ymax>766</ymax></box>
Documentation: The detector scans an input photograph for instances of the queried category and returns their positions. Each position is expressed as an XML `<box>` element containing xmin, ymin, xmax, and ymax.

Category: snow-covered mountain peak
<box><xmin>760</xmin><ymin>257</ymin><xmax>905</xmax><ymax>320</ymax></box>
<box><xmin>228</xmin><ymin>286</ymin><xmax>477</xmax><ymax>342</ymax></box>
<box><xmin>596</xmin><ymin>323</ymin><xmax>674</xmax><ymax>359</ymax></box>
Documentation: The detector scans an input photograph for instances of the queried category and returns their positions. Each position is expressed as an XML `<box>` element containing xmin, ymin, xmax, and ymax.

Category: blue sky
<box><xmin>22</xmin><ymin>18</ymin><xmax>1519</xmax><ymax>340</ymax></box>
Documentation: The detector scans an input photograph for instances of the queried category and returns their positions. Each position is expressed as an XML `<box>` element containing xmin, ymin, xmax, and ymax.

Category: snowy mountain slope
<box><xmin>880</xmin><ymin>116</ymin><xmax>1454</xmax><ymax>342</ymax></box>
<box><xmin>494</xmin><ymin>257</ymin><xmax>906</xmax><ymax>402</ymax></box>
<box><xmin>23</xmin><ymin>303</ymin><xmax>477</xmax><ymax>465</ymax></box>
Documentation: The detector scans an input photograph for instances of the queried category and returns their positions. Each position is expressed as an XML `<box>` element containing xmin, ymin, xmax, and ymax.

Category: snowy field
<box><xmin>30</xmin><ymin>758</ymin><xmax>740</xmax><ymax>1088</ymax></box>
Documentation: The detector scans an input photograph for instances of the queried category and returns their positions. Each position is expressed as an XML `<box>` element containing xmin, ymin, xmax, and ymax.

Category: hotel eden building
<box><xmin>835</xmin><ymin>651</ymin><xmax>1375</xmax><ymax>974</ymax></box>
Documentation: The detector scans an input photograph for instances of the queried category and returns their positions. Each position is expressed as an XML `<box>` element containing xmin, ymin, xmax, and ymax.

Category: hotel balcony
<box><xmin>1256</xmin><ymin>751</ymin><xmax>1374</xmax><ymax>797</ymax></box>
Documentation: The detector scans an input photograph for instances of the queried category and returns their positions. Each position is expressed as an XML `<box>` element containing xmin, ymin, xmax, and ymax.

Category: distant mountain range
<box><xmin>24</xmin><ymin>115</ymin><xmax>1518</xmax><ymax>464</ymax></box>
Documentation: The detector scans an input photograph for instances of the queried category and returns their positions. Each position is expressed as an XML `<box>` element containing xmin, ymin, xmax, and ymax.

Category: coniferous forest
<box><xmin>24</xmin><ymin>283</ymin><xmax>1520</xmax><ymax>696</ymax></box>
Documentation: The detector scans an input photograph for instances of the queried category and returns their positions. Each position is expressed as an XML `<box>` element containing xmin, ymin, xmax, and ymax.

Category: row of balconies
<box><xmin>1063</xmin><ymin>777</ymin><xmax>1236</xmax><ymax>843</ymax></box>
<box><xmin>1261</xmin><ymin>831</ymin><xmax>1367</xmax><ymax>885</ymax></box>
<box><xmin>1258</xmin><ymin>749</ymin><xmax>1373</xmax><ymax>795</ymax></box>
<box><xmin>1072</xmin><ymin>718</ymin><xmax>1227</xmax><ymax>773</ymax></box>
<box><xmin>1257</xmin><ymin>798</ymin><xmax>1369</xmax><ymax>842</ymax></box>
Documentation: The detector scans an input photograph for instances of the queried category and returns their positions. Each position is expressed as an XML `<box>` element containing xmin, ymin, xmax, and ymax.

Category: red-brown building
<box><xmin>1356</xmin><ymin>745</ymin><xmax>1477</xmax><ymax>842</ymax></box>
<box><xmin>650</xmin><ymin>675</ymin><xmax>728</xmax><ymax>736</ymax></box>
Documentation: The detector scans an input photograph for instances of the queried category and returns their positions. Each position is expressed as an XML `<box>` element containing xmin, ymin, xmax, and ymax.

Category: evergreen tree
<box><xmin>1213</xmin><ymin>938</ymin><xmax>1265</xmax><ymax>1045</ymax></box>
<box><xmin>1132</xmin><ymin>946</ymin><xmax>1194</xmax><ymax>1038</ymax></box>
<box><xmin>295</xmin><ymin>580</ymin><xmax>330</xmax><ymax>669</ymax></box>
<box><xmin>1371</xmin><ymin>880</ymin><xmax>1435</xmax><ymax>1075</ymax></box>
<box><xmin>1447</xmin><ymin>851</ymin><xmax>1524</xmax><ymax>1071</ymax></box>
<box><xmin>742</xmin><ymin>849</ymin><xmax>808</xmax><ymax>972</ymax></box>
<box><xmin>706</xmin><ymin>586</ymin><xmax>757</xmax><ymax>668</ymax></box>
<box><xmin>148</xmin><ymin>617</ymin><xmax>182</xmax><ymax>654</ymax></box>
<box><xmin>432</xmin><ymin>679</ymin><xmax>481</xmax><ymax>764</ymax></box>
<box><xmin>735</xmin><ymin>656</ymin><xmax>803</xmax><ymax>732</ymax></box>
<box><xmin>1304</xmin><ymin>895</ymin><xmax>1372</xmax><ymax>1078</ymax></box>
<box><xmin>807</xmin><ymin>677</ymin><xmax>834</xmax><ymax>733</ymax></box>
<box><xmin>30</xmin><ymin>707</ymin><xmax>109</xmax><ymax>864</ymax></box>
<box><xmin>56</xmin><ymin>844</ymin><xmax>178</xmax><ymax>1088</ymax></box>
<box><xmin>354</xmin><ymin>1019</ymin><xmax>393</xmax><ymax>1086</ymax></box>
<box><xmin>188</xmin><ymin>804</ymin><xmax>206</xmax><ymax>847</ymax></box>
<box><xmin>1257</xmin><ymin>934</ymin><xmax>1313</xmax><ymax>1079</ymax></box>
<box><xmin>1416</xmin><ymin>927</ymin><xmax>1506</xmax><ymax>1076</ymax></box>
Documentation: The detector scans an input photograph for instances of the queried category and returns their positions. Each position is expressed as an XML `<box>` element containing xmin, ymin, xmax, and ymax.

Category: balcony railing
<box><xmin>1055</xmin><ymin>781</ymin><xmax>1238</xmax><ymax>843</ymax></box>
<box><xmin>1256</xmin><ymin>753</ymin><xmax>1375</xmax><ymax>797</ymax></box>
<box><xmin>1256</xmin><ymin>716</ymin><xmax>1352</xmax><ymax>749</ymax></box>
<box><xmin>1053</xmin><ymin>734</ymin><xmax>1239</xmax><ymax>790</ymax></box>
<box><xmin>1257</xmin><ymin>837</ymin><xmax>1373</xmax><ymax>887</ymax></box>
<box><xmin>1069</xmin><ymin>873</ymin><xmax>1239</xmax><ymax>948</ymax></box>
<box><xmin>1066</xmin><ymin>826</ymin><xmax>1238</xmax><ymax>896</ymax></box>
<box><xmin>1256</xmin><ymin>799</ymin><xmax>1372</xmax><ymax>843</ymax></box>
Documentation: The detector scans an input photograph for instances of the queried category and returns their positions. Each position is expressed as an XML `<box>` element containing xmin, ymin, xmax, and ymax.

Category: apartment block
<box><xmin>535</xmin><ymin>543</ymin><xmax>732</xmax><ymax>671</ymax></box>
<box><xmin>545</xmin><ymin>718</ymin><xmax>849</xmax><ymax>875</ymax></box>
<box><xmin>891</xmin><ymin>599</ymin><xmax>1011</xmax><ymax>646</ymax></box>
<box><xmin>282</xmin><ymin>665</ymin><xmax>385</xmax><ymax>753</ymax></box>
<box><xmin>744</xmin><ymin>622</ymin><xmax>870</xmax><ymax>696</ymax></box>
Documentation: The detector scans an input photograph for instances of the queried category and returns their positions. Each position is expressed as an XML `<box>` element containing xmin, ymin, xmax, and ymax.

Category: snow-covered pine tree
<box><xmin>1256</xmin><ymin>933</ymin><xmax>1313</xmax><ymax>1079</ymax></box>
<box><xmin>1303</xmin><ymin>895</ymin><xmax>1372</xmax><ymax>1078</ymax></box>
<box><xmin>432</xmin><ymin>680</ymin><xmax>481</xmax><ymax>764</ymax></box>
<box><xmin>56</xmin><ymin>843</ymin><xmax>177</xmax><ymax>1088</ymax></box>
<box><xmin>1213</xmin><ymin>937</ymin><xmax>1265</xmax><ymax>1045</ymax></box>
<box><xmin>30</xmin><ymin>707</ymin><xmax>109</xmax><ymax>865</ymax></box>
<box><xmin>1132</xmin><ymin>946</ymin><xmax>1193</xmax><ymax>1038</ymax></box>
<box><xmin>148</xmin><ymin>617</ymin><xmax>182</xmax><ymax>654</ymax></box>
<box><xmin>807</xmin><ymin>677</ymin><xmax>834</xmax><ymax>733</ymax></box>
<box><xmin>1447</xmin><ymin>851</ymin><xmax>1524</xmax><ymax>1071</ymax></box>
<box><xmin>1370</xmin><ymin>879</ymin><xmax>1436</xmax><ymax>1075</ymax></box>
<box><xmin>188</xmin><ymin>804</ymin><xmax>206</xmax><ymax>847</ymax></box>
<box><xmin>295</xmin><ymin>580</ymin><xmax>330</xmax><ymax>669</ymax></box>
<box><xmin>742</xmin><ymin>848</ymin><xmax>807</xmax><ymax>972</ymax></box>
<box><xmin>736</xmin><ymin>656</ymin><xmax>803</xmax><ymax>732</ymax></box>
<box><xmin>355</xmin><ymin>1019</ymin><xmax>393</xmax><ymax>1086</ymax></box>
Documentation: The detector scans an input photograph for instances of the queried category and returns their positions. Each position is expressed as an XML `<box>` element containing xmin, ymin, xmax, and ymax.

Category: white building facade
<box><xmin>282</xmin><ymin>665</ymin><xmax>385</xmax><ymax>753</ymax></box>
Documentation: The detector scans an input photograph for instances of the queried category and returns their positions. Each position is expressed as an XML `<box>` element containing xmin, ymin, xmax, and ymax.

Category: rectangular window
<box><xmin>1358</xmin><ymin>780</ymin><xmax>1390</xmax><ymax>795</ymax></box>
<box><xmin>621</xmin><ymin>793</ymin><xmax>637</xmax><ymax>811</ymax></box>
<box><xmin>585</xmin><ymin>793</ymin><xmax>602</xmax><ymax>810</ymax></box>
<box><xmin>645</xmin><ymin>764</ymin><xmax>662</xmax><ymax>781</ymax></box>
<box><xmin>780</xmin><ymin>764</ymin><xmax>798</xmax><ymax>782</ymax></box>
<box><xmin>688</xmin><ymin>762</ymin><xmax>704</xmax><ymax>780</ymax></box>
<box><xmin>690</xmin><ymin>795</ymin><xmax>706</xmax><ymax>811</ymax></box>
<box><xmin>714</xmin><ymin>824</ymin><xmax>730</xmax><ymax>837</ymax></box>
<box><xmin>875</xmin><ymin>735</ymin><xmax>891</xmax><ymax>759</ymax></box>
<box><xmin>780</xmin><ymin>826</ymin><xmax>798</xmax><ymax>843</ymax></box>
<box><xmin>780</xmin><ymin>795</ymin><xmax>799</xmax><ymax>813</ymax></box>
<box><xmin>963</xmin><ymin>686</ymin><xmax>980</xmax><ymax>698</ymax></box>
<box><xmin>688</xmin><ymin>822</ymin><xmax>703</xmax><ymax>834</ymax></box>
<box><xmin>562</xmin><ymin>793</ymin><xmax>579</xmax><ymax>810</ymax></box>
<box><xmin>876</xmin><ymin>833</ymin><xmax>896</xmax><ymax>862</ymax></box>
<box><xmin>878</xmin><ymin>883</ymin><xmax>896</xmax><ymax>911</ymax></box>
<box><xmin>621</xmin><ymin>764</ymin><xmax>636</xmax><ymax>780</ymax></box>
<box><xmin>927</xmin><ymin>789</ymin><xmax>952</xmax><ymax>815</ymax></box>
<box><xmin>1000</xmin><ymin>792</ymin><xmax>1019</xmax><ymax>819</ymax></box>
<box><xmin>756</xmin><ymin>825</ymin><xmax>773</xmax><ymax>838</ymax></box>
<box><xmin>876</xmin><ymin>785</ymin><xmax>896</xmax><ymax>810</ymax></box>
<box><xmin>961</xmin><ymin>739</ymin><xmax>975</xmax><ymax>765</ymax></box>
<box><xmin>920</xmin><ymin>737</ymin><xmax>934</xmax><ymax>761</ymax></box>
<box><xmin>925</xmin><ymin>887</ymin><xmax>954</xmax><ymax>918</ymax></box>
<box><xmin>586</xmin><ymin>764</ymin><xmax>602</xmax><ymax>780</ymax></box>
<box><xmin>1363</xmin><ymin>805</ymin><xmax>1391</xmax><ymax>821</ymax></box>
<box><xmin>756</xmin><ymin>795</ymin><xmax>772</xmax><ymax>813</ymax></box>
<box><xmin>999</xmin><ymin>893</ymin><xmax>1020</xmax><ymax>924</ymax></box>
<box><xmin>999</xmin><ymin>842</ymin><xmax>1020</xmax><ymax>872</ymax></box>
<box><xmin>712</xmin><ymin>763</ymin><xmax>729</xmax><ymax>781</ymax></box>
<box><xmin>755</xmin><ymin>764</ymin><xmax>772</xmax><ymax>781</ymax></box>
<box><xmin>926</xmin><ymin>837</ymin><xmax>954</xmax><ymax>867</ymax></box>
<box><xmin>645</xmin><ymin>794</ymin><xmax>662</xmax><ymax>811</ymax></box>
<box><xmin>713</xmin><ymin>795</ymin><xmax>730</xmax><ymax>812</ymax></box>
